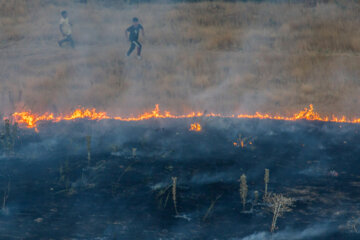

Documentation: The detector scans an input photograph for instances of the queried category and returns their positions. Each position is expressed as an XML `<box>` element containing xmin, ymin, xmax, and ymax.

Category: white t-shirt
<box><xmin>60</xmin><ymin>17</ymin><xmax>71</xmax><ymax>36</ymax></box>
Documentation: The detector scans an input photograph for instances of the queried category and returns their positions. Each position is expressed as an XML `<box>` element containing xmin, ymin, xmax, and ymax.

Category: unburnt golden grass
<box><xmin>0</xmin><ymin>0</ymin><xmax>359</xmax><ymax>117</ymax></box>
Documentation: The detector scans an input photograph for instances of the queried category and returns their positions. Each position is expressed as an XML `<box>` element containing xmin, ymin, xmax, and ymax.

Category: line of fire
<box><xmin>7</xmin><ymin>104</ymin><xmax>359</xmax><ymax>131</ymax></box>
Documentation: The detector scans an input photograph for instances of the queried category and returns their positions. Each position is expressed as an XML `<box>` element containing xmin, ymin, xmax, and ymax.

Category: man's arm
<box><xmin>141</xmin><ymin>27</ymin><xmax>145</xmax><ymax>39</ymax></box>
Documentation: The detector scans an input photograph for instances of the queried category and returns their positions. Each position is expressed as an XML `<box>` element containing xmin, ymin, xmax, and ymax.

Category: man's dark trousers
<box><xmin>59</xmin><ymin>35</ymin><xmax>75</xmax><ymax>48</ymax></box>
<box><xmin>127</xmin><ymin>40</ymin><xmax>142</xmax><ymax>56</ymax></box>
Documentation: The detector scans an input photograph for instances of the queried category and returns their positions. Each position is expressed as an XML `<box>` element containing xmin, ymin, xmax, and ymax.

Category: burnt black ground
<box><xmin>1</xmin><ymin>118</ymin><xmax>360</xmax><ymax>239</ymax></box>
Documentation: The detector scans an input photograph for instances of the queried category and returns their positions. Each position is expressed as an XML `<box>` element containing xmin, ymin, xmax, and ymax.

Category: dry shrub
<box><xmin>265</xmin><ymin>193</ymin><xmax>294</xmax><ymax>232</ymax></box>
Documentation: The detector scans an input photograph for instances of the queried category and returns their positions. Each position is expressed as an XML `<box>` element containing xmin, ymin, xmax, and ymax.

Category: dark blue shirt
<box><xmin>126</xmin><ymin>24</ymin><xmax>143</xmax><ymax>41</ymax></box>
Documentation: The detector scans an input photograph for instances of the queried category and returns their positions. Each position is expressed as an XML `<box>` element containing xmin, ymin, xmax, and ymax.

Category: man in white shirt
<box><xmin>58</xmin><ymin>11</ymin><xmax>75</xmax><ymax>48</ymax></box>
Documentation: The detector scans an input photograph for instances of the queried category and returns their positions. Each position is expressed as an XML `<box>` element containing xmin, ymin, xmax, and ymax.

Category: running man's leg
<box><xmin>134</xmin><ymin>40</ymin><xmax>142</xmax><ymax>56</ymax></box>
<box><xmin>127</xmin><ymin>42</ymin><xmax>136</xmax><ymax>56</ymax></box>
<box><xmin>58</xmin><ymin>37</ymin><xmax>67</xmax><ymax>47</ymax></box>
<box><xmin>68</xmin><ymin>35</ymin><xmax>75</xmax><ymax>48</ymax></box>
<box><xmin>58</xmin><ymin>35</ymin><xmax>75</xmax><ymax>48</ymax></box>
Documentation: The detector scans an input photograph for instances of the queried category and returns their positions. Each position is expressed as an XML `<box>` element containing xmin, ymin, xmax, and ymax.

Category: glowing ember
<box><xmin>233</xmin><ymin>141</ymin><xmax>244</xmax><ymax>148</ymax></box>
<box><xmin>233</xmin><ymin>134</ymin><xmax>255</xmax><ymax>148</ymax></box>
<box><xmin>8</xmin><ymin>104</ymin><xmax>360</xmax><ymax>131</ymax></box>
<box><xmin>189</xmin><ymin>123</ymin><xmax>202</xmax><ymax>132</ymax></box>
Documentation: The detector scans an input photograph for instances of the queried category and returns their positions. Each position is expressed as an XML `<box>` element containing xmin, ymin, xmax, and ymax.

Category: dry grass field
<box><xmin>0</xmin><ymin>0</ymin><xmax>360</xmax><ymax>117</ymax></box>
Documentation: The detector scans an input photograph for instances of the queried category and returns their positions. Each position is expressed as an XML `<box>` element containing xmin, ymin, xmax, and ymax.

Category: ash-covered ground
<box><xmin>0</xmin><ymin>118</ymin><xmax>360</xmax><ymax>239</ymax></box>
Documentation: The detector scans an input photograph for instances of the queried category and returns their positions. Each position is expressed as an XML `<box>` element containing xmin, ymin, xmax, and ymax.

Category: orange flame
<box><xmin>189</xmin><ymin>123</ymin><xmax>202</xmax><ymax>131</ymax></box>
<box><xmin>8</xmin><ymin>104</ymin><xmax>360</xmax><ymax>131</ymax></box>
<box><xmin>12</xmin><ymin>112</ymin><xmax>55</xmax><ymax>131</ymax></box>
<box><xmin>12</xmin><ymin>108</ymin><xmax>109</xmax><ymax>131</ymax></box>
<box><xmin>62</xmin><ymin>108</ymin><xmax>110</xmax><ymax>121</ymax></box>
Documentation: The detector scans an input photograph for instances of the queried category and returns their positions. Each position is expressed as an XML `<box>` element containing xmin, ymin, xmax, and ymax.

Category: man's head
<box><xmin>132</xmin><ymin>17</ymin><xmax>139</xmax><ymax>27</ymax></box>
<box><xmin>61</xmin><ymin>11</ymin><xmax>68</xmax><ymax>18</ymax></box>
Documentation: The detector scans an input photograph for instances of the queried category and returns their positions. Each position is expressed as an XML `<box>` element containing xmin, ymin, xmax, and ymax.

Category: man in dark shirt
<box><xmin>125</xmin><ymin>17</ymin><xmax>144</xmax><ymax>59</ymax></box>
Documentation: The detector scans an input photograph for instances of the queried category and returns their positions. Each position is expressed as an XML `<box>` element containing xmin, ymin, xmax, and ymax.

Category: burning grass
<box><xmin>189</xmin><ymin>123</ymin><xmax>202</xmax><ymax>132</ymax></box>
<box><xmin>9</xmin><ymin>103</ymin><xmax>360</xmax><ymax>131</ymax></box>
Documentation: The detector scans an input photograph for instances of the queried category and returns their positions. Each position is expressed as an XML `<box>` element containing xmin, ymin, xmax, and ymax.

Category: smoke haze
<box><xmin>1</xmin><ymin>0</ymin><xmax>360</xmax><ymax>118</ymax></box>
